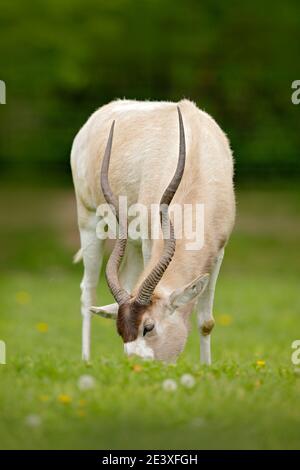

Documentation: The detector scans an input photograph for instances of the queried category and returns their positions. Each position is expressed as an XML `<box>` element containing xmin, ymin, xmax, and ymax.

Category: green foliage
<box><xmin>0</xmin><ymin>0</ymin><xmax>300</xmax><ymax>178</ymax></box>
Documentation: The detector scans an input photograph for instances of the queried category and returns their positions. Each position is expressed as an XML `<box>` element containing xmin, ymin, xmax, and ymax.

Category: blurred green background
<box><xmin>0</xmin><ymin>0</ymin><xmax>300</xmax><ymax>181</ymax></box>
<box><xmin>1</xmin><ymin>0</ymin><xmax>300</xmax><ymax>450</ymax></box>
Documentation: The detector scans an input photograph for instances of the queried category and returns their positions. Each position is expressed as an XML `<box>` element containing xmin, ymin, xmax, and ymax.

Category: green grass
<box><xmin>0</xmin><ymin>185</ymin><xmax>300</xmax><ymax>449</ymax></box>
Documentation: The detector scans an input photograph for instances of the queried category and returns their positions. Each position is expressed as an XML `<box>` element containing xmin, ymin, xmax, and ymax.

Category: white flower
<box><xmin>190</xmin><ymin>417</ymin><xmax>206</xmax><ymax>428</ymax></box>
<box><xmin>180</xmin><ymin>373</ymin><xmax>196</xmax><ymax>388</ymax></box>
<box><xmin>162</xmin><ymin>379</ymin><xmax>177</xmax><ymax>392</ymax></box>
<box><xmin>77</xmin><ymin>374</ymin><xmax>96</xmax><ymax>391</ymax></box>
<box><xmin>25</xmin><ymin>414</ymin><xmax>42</xmax><ymax>428</ymax></box>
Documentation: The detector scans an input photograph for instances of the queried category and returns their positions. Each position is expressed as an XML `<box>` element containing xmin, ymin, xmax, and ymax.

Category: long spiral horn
<box><xmin>101</xmin><ymin>121</ymin><xmax>130</xmax><ymax>306</ymax></box>
<box><xmin>135</xmin><ymin>106</ymin><xmax>186</xmax><ymax>305</ymax></box>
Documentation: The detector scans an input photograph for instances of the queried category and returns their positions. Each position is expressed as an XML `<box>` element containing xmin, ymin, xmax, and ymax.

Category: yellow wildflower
<box><xmin>16</xmin><ymin>291</ymin><xmax>31</xmax><ymax>305</ymax></box>
<box><xmin>256</xmin><ymin>360</ymin><xmax>266</xmax><ymax>368</ymax></box>
<box><xmin>58</xmin><ymin>394</ymin><xmax>72</xmax><ymax>404</ymax></box>
<box><xmin>217</xmin><ymin>314</ymin><xmax>233</xmax><ymax>326</ymax></box>
<box><xmin>132</xmin><ymin>364</ymin><xmax>143</xmax><ymax>373</ymax></box>
<box><xmin>36</xmin><ymin>322</ymin><xmax>49</xmax><ymax>333</ymax></box>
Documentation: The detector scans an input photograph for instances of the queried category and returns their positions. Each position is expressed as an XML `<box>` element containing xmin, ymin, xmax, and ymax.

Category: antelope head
<box><xmin>90</xmin><ymin>107</ymin><xmax>209</xmax><ymax>361</ymax></box>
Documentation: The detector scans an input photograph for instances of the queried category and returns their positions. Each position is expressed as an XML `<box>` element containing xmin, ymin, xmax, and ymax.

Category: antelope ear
<box><xmin>90</xmin><ymin>303</ymin><xmax>118</xmax><ymax>319</ymax></box>
<box><xmin>168</xmin><ymin>273</ymin><xmax>210</xmax><ymax>310</ymax></box>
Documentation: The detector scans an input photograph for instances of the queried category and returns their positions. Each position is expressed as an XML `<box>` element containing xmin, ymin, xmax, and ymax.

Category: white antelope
<box><xmin>71</xmin><ymin>99</ymin><xmax>235</xmax><ymax>364</ymax></box>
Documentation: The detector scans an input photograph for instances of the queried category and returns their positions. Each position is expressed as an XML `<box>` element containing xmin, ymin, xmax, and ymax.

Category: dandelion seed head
<box><xmin>180</xmin><ymin>374</ymin><xmax>196</xmax><ymax>388</ymax></box>
<box><xmin>25</xmin><ymin>414</ymin><xmax>41</xmax><ymax>428</ymax></box>
<box><xmin>162</xmin><ymin>379</ymin><xmax>177</xmax><ymax>392</ymax></box>
<box><xmin>77</xmin><ymin>375</ymin><xmax>96</xmax><ymax>391</ymax></box>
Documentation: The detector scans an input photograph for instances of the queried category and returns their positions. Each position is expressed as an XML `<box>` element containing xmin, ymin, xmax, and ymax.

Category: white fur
<box><xmin>111</xmin><ymin>99</ymin><xmax>171</xmax><ymax>113</ymax></box>
<box><xmin>197</xmin><ymin>248</ymin><xmax>224</xmax><ymax>364</ymax></box>
<box><xmin>124</xmin><ymin>339</ymin><xmax>154</xmax><ymax>360</ymax></box>
<box><xmin>79</xmin><ymin>217</ymin><xmax>104</xmax><ymax>362</ymax></box>
<box><xmin>71</xmin><ymin>99</ymin><xmax>235</xmax><ymax>363</ymax></box>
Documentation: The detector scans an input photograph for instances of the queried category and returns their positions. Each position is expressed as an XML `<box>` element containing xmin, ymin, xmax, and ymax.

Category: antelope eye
<box><xmin>143</xmin><ymin>323</ymin><xmax>155</xmax><ymax>336</ymax></box>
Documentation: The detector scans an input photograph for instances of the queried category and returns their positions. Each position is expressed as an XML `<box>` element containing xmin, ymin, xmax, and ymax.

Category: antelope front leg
<box><xmin>196</xmin><ymin>248</ymin><xmax>224</xmax><ymax>365</ymax></box>
<box><xmin>79</xmin><ymin>217</ymin><xmax>103</xmax><ymax>362</ymax></box>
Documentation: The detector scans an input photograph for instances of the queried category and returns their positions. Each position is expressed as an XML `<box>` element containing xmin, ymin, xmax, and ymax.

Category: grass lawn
<box><xmin>0</xmin><ymin>184</ymin><xmax>300</xmax><ymax>450</ymax></box>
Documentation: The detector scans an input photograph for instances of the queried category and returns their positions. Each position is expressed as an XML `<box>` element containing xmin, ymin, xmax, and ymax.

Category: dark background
<box><xmin>1</xmin><ymin>0</ymin><xmax>300</xmax><ymax>183</ymax></box>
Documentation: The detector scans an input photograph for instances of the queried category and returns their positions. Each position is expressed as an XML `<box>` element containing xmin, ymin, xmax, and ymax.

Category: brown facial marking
<box><xmin>116</xmin><ymin>301</ymin><xmax>149</xmax><ymax>343</ymax></box>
